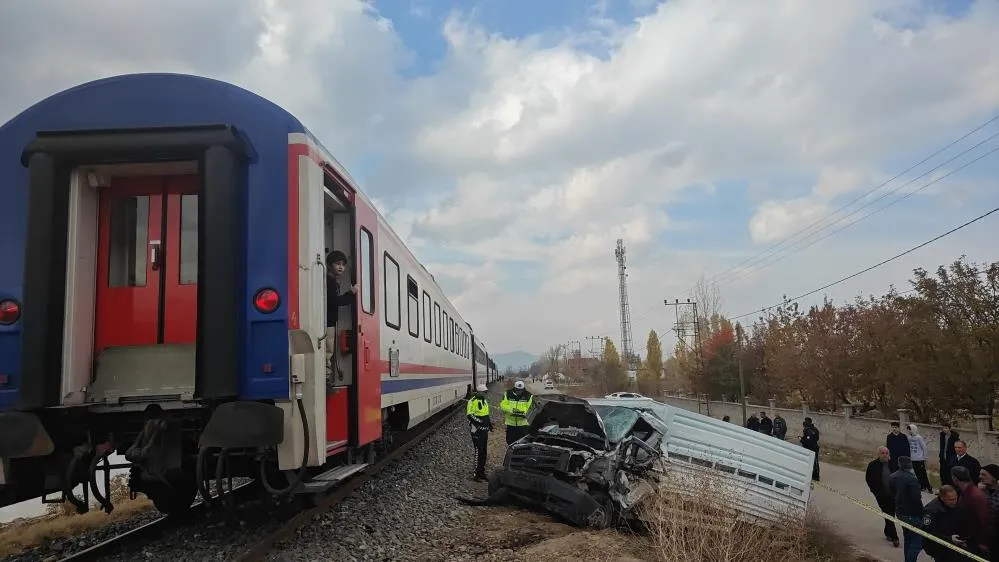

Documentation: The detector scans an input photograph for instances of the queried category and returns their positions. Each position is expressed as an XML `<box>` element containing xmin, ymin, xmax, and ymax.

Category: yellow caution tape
<box><xmin>812</xmin><ymin>480</ymin><xmax>988</xmax><ymax>562</ymax></box>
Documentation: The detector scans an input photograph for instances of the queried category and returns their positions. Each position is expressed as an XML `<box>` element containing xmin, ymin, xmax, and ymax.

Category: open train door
<box><xmin>352</xmin><ymin>197</ymin><xmax>382</xmax><ymax>447</ymax></box>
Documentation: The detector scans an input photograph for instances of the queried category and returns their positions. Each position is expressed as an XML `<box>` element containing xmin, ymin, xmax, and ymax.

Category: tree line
<box><xmin>523</xmin><ymin>255</ymin><xmax>996</xmax><ymax>426</ymax></box>
<box><xmin>669</xmin><ymin>256</ymin><xmax>998</xmax><ymax>426</ymax></box>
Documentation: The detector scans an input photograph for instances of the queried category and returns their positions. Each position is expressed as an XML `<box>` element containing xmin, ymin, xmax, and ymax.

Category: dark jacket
<box><xmin>865</xmin><ymin>459</ymin><xmax>892</xmax><ymax>501</ymax></box>
<box><xmin>889</xmin><ymin>469</ymin><xmax>923</xmax><ymax>517</ymax></box>
<box><xmin>800</xmin><ymin>424</ymin><xmax>820</xmax><ymax>451</ymax></box>
<box><xmin>773</xmin><ymin>416</ymin><xmax>787</xmax><ymax>439</ymax></box>
<box><xmin>922</xmin><ymin>497</ymin><xmax>961</xmax><ymax>561</ymax></box>
<box><xmin>954</xmin><ymin>454</ymin><xmax>982</xmax><ymax>485</ymax></box>
<box><xmin>886</xmin><ymin>432</ymin><xmax>911</xmax><ymax>472</ymax></box>
<box><xmin>939</xmin><ymin>430</ymin><xmax>959</xmax><ymax>464</ymax></box>
<box><xmin>746</xmin><ymin>415</ymin><xmax>760</xmax><ymax>431</ymax></box>
<box><xmin>955</xmin><ymin>483</ymin><xmax>990</xmax><ymax>551</ymax></box>
<box><xmin>326</xmin><ymin>276</ymin><xmax>355</xmax><ymax>328</ymax></box>
<box><xmin>759</xmin><ymin>415</ymin><xmax>773</xmax><ymax>435</ymax></box>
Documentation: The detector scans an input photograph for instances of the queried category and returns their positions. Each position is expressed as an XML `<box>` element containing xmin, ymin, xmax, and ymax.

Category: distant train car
<box><xmin>0</xmin><ymin>73</ymin><xmax>493</xmax><ymax>514</ymax></box>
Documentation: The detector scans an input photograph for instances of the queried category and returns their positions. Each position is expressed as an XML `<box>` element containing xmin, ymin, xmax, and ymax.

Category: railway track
<box><xmin>57</xmin><ymin>480</ymin><xmax>260</xmax><ymax>562</ymax></box>
<box><xmin>234</xmin><ymin>402</ymin><xmax>462</xmax><ymax>561</ymax></box>
<box><xmin>55</xmin><ymin>402</ymin><xmax>462</xmax><ymax>562</ymax></box>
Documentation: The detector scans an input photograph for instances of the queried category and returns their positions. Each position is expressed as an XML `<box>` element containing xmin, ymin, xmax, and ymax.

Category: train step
<box><xmin>296</xmin><ymin>463</ymin><xmax>369</xmax><ymax>494</ymax></box>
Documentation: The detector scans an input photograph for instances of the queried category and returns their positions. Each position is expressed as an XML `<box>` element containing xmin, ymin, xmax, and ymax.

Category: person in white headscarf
<box><xmin>907</xmin><ymin>423</ymin><xmax>932</xmax><ymax>493</ymax></box>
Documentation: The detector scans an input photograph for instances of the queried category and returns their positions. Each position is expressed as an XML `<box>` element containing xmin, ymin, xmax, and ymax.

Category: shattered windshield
<box><xmin>590</xmin><ymin>405</ymin><xmax>639</xmax><ymax>443</ymax></box>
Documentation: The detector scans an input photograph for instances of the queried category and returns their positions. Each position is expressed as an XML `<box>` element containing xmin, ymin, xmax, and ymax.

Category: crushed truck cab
<box><xmin>489</xmin><ymin>395</ymin><xmax>666</xmax><ymax>528</ymax></box>
<box><xmin>489</xmin><ymin>394</ymin><xmax>813</xmax><ymax>528</ymax></box>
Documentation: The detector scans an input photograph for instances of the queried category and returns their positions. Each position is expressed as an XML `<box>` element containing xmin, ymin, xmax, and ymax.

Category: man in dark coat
<box><xmin>746</xmin><ymin>414</ymin><xmax>760</xmax><ymax>432</ymax></box>
<box><xmin>800</xmin><ymin>417</ymin><xmax>820</xmax><ymax>481</ymax></box>
<box><xmin>773</xmin><ymin>414</ymin><xmax>787</xmax><ymax>440</ymax></box>
<box><xmin>758</xmin><ymin>411</ymin><xmax>773</xmax><ymax>436</ymax></box>
<box><xmin>951</xmin><ymin>465</ymin><xmax>989</xmax><ymax>556</ymax></box>
<box><xmin>953</xmin><ymin>440</ymin><xmax>982</xmax><ymax>485</ymax></box>
<box><xmin>865</xmin><ymin>446</ymin><xmax>899</xmax><ymax>547</ymax></box>
<box><xmin>324</xmin><ymin>250</ymin><xmax>358</xmax><ymax>385</ymax></box>
<box><xmin>889</xmin><ymin>456</ymin><xmax>924</xmax><ymax>562</ymax></box>
<box><xmin>886</xmin><ymin>421</ymin><xmax>911</xmax><ymax>473</ymax></box>
<box><xmin>939</xmin><ymin>423</ymin><xmax>960</xmax><ymax>486</ymax></box>
<box><xmin>922</xmin><ymin>485</ymin><xmax>961</xmax><ymax>561</ymax></box>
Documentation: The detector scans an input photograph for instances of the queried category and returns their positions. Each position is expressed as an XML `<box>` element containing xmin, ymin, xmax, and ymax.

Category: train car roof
<box><xmin>0</xmin><ymin>73</ymin><xmax>484</xmax><ymax>346</ymax></box>
<box><xmin>0</xmin><ymin>73</ymin><xmax>307</xmax><ymax>141</ymax></box>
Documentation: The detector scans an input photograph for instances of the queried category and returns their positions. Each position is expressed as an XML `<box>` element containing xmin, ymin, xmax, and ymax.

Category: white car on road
<box><xmin>604</xmin><ymin>391</ymin><xmax>646</xmax><ymax>399</ymax></box>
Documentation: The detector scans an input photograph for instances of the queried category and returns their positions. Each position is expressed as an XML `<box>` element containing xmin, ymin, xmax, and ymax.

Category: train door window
<box><xmin>421</xmin><ymin>292</ymin><xmax>432</xmax><ymax>343</ymax></box>
<box><xmin>107</xmin><ymin>195</ymin><xmax>150</xmax><ymax>287</ymax></box>
<box><xmin>406</xmin><ymin>276</ymin><xmax>419</xmax><ymax>338</ymax></box>
<box><xmin>178</xmin><ymin>194</ymin><xmax>198</xmax><ymax>284</ymax></box>
<box><xmin>383</xmin><ymin>252</ymin><xmax>401</xmax><ymax>330</ymax></box>
<box><xmin>448</xmin><ymin>317</ymin><xmax>454</xmax><ymax>353</ymax></box>
<box><xmin>433</xmin><ymin>302</ymin><xmax>441</xmax><ymax>346</ymax></box>
<box><xmin>359</xmin><ymin>228</ymin><xmax>374</xmax><ymax>314</ymax></box>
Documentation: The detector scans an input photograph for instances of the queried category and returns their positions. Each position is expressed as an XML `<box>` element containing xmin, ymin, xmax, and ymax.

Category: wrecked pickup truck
<box><xmin>487</xmin><ymin>395</ymin><xmax>668</xmax><ymax>528</ymax></box>
<box><xmin>486</xmin><ymin>394</ymin><xmax>813</xmax><ymax>528</ymax></box>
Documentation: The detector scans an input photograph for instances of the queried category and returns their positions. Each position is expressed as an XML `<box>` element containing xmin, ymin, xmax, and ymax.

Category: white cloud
<box><xmin>1</xmin><ymin>0</ymin><xmax>998</xmax><ymax>356</ymax></box>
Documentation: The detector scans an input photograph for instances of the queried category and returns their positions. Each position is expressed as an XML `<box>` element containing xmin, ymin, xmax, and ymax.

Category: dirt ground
<box><xmin>413</xmin><ymin>507</ymin><xmax>650</xmax><ymax>562</ymax></box>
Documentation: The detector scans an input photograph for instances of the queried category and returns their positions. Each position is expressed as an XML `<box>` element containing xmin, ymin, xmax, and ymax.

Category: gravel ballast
<box><xmin>265</xmin><ymin>384</ymin><xmax>506</xmax><ymax>562</ymax></box>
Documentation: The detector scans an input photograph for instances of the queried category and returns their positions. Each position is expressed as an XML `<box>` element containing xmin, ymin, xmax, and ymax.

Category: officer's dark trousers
<box><xmin>472</xmin><ymin>431</ymin><xmax>488</xmax><ymax>477</ymax></box>
<box><xmin>875</xmin><ymin>496</ymin><xmax>898</xmax><ymax>541</ymax></box>
<box><xmin>809</xmin><ymin>447</ymin><xmax>820</xmax><ymax>481</ymax></box>
<box><xmin>505</xmin><ymin>425</ymin><xmax>528</xmax><ymax>445</ymax></box>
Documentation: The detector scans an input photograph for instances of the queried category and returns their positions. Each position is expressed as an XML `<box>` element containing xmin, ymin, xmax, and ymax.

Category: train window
<box><xmin>448</xmin><ymin>317</ymin><xmax>454</xmax><ymax>353</ymax></box>
<box><xmin>383</xmin><ymin>253</ymin><xmax>401</xmax><ymax>330</ymax></box>
<box><xmin>433</xmin><ymin>302</ymin><xmax>441</xmax><ymax>346</ymax></box>
<box><xmin>359</xmin><ymin>228</ymin><xmax>374</xmax><ymax>314</ymax></box>
<box><xmin>406</xmin><ymin>276</ymin><xmax>419</xmax><ymax>338</ymax></box>
<box><xmin>421</xmin><ymin>292</ymin><xmax>432</xmax><ymax>343</ymax></box>
<box><xmin>107</xmin><ymin>195</ymin><xmax>150</xmax><ymax>287</ymax></box>
<box><xmin>179</xmin><ymin>194</ymin><xmax>198</xmax><ymax>285</ymax></box>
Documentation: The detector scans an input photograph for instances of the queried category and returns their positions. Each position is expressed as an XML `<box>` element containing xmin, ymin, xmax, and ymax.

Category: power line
<box><xmin>717</xmin><ymin>142</ymin><xmax>999</xmax><ymax>287</ymax></box>
<box><xmin>680</xmin><ymin>114</ymin><xmax>999</xmax><ymax>295</ymax></box>
<box><xmin>730</xmin><ymin>205</ymin><xmax>999</xmax><ymax>321</ymax></box>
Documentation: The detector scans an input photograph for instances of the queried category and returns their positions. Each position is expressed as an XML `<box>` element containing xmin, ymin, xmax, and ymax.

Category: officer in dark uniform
<box><xmin>466</xmin><ymin>383</ymin><xmax>493</xmax><ymax>481</ymax></box>
<box><xmin>922</xmin><ymin>485</ymin><xmax>961</xmax><ymax>561</ymax></box>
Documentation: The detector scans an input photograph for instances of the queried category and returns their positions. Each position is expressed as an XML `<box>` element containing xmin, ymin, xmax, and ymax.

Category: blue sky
<box><xmin>0</xmin><ymin>0</ymin><xmax>997</xmax><ymax>357</ymax></box>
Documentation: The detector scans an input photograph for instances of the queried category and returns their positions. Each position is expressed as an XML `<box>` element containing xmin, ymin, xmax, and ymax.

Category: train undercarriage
<box><xmin>0</xmin><ymin>401</ymin><xmax>411</xmax><ymax>516</ymax></box>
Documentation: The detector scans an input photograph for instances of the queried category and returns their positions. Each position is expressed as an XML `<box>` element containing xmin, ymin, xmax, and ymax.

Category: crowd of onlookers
<box><xmin>725</xmin><ymin>410</ymin><xmax>999</xmax><ymax>561</ymax></box>
<box><xmin>865</xmin><ymin>421</ymin><xmax>999</xmax><ymax>561</ymax></box>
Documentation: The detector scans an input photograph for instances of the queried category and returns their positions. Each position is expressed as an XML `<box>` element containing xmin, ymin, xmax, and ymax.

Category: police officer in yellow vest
<box><xmin>467</xmin><ymin>383</ymin><xmax>493</xmax><ymax>481</ymax></box>
<box><xmin>500</xmin><ymin>380</ymin><xmax>534</xmax><ymax>445</ymax></box>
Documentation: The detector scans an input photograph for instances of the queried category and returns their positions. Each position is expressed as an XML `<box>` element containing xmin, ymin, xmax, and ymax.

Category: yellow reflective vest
<box><xmin>500</xmin><ymin>390</ymin><xmax>533</xmax><ymax>427</ymax></box>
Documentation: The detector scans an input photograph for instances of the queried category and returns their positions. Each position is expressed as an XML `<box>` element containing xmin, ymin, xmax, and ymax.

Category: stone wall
<box><xmin>661</xmin><ymin>394</ymin><xmax>999</xmax><ymax>466</ymax></box>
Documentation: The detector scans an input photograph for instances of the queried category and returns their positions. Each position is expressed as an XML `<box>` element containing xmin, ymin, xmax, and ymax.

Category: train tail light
<box><xmin>253</xmin><ymin>289</ymin><xmax>281</xmax><ymax>314</ymax></box>
<box><xmin>0</xmin><ymin>299</ymin><xmax>21</xmax><ymax>325</ymax></box>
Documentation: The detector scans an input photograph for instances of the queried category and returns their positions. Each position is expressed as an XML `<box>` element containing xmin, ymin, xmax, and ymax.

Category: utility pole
<box><xmin>735</xmin><ymin>323</ymin><xmax>747</xmax><ymax>425</ymax></box>
<box><xmin>664</xmin><ymin>299</ymin><xmax>704</xmax><ymax>394</ymax></box>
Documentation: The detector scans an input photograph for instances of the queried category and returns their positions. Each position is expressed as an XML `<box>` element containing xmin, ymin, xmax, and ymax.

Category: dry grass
<box><xmin>0</xmin><ymin>475</ymin><xmax>153</xmax><ymax>557</ymax></box>
<box><xmin>635</xmin><ymin>467</ymin><xmax>859</xmax><ymax>562</ymax></box>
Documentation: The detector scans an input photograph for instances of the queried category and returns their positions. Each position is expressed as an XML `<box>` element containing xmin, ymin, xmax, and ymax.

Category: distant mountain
<box><xmin>492</xmin><ymin>351</ymin><xmax>538</xmax><ymax>373</ymax></box>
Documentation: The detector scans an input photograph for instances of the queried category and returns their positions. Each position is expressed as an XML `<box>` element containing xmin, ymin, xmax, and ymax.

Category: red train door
<box><xmin>354</xmin><ymin>200</ymin><xmax>382</xmax><ymax>446</ymax></box>
<box><xmin>94</xmin><ymin>174</ymin><xmax>199</xmax><ymax>355</ymax></box>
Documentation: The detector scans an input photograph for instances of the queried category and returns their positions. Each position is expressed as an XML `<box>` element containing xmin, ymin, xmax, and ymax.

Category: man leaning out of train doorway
<box><xmin>326</xmin><ymin>250</ymin><xmax>358</xmax><ymax>382</ymax></box>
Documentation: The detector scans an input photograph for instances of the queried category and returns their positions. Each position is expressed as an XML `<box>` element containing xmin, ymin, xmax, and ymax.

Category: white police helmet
<box><xmin>476</xmin><ymin>384</ymin><xmax>488</xmax><ymax>393</ymax></box>
<box><xmin>514</xmin><ymin>380</ymin><xmax>525</xmax><ymax>390</ymax></box>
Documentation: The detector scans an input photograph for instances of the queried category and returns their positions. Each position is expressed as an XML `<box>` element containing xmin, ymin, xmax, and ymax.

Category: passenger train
<box><xmin>0</xmin><ymin>73</ymin><xmax>499</xmax><ymax>515</ymax></box>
